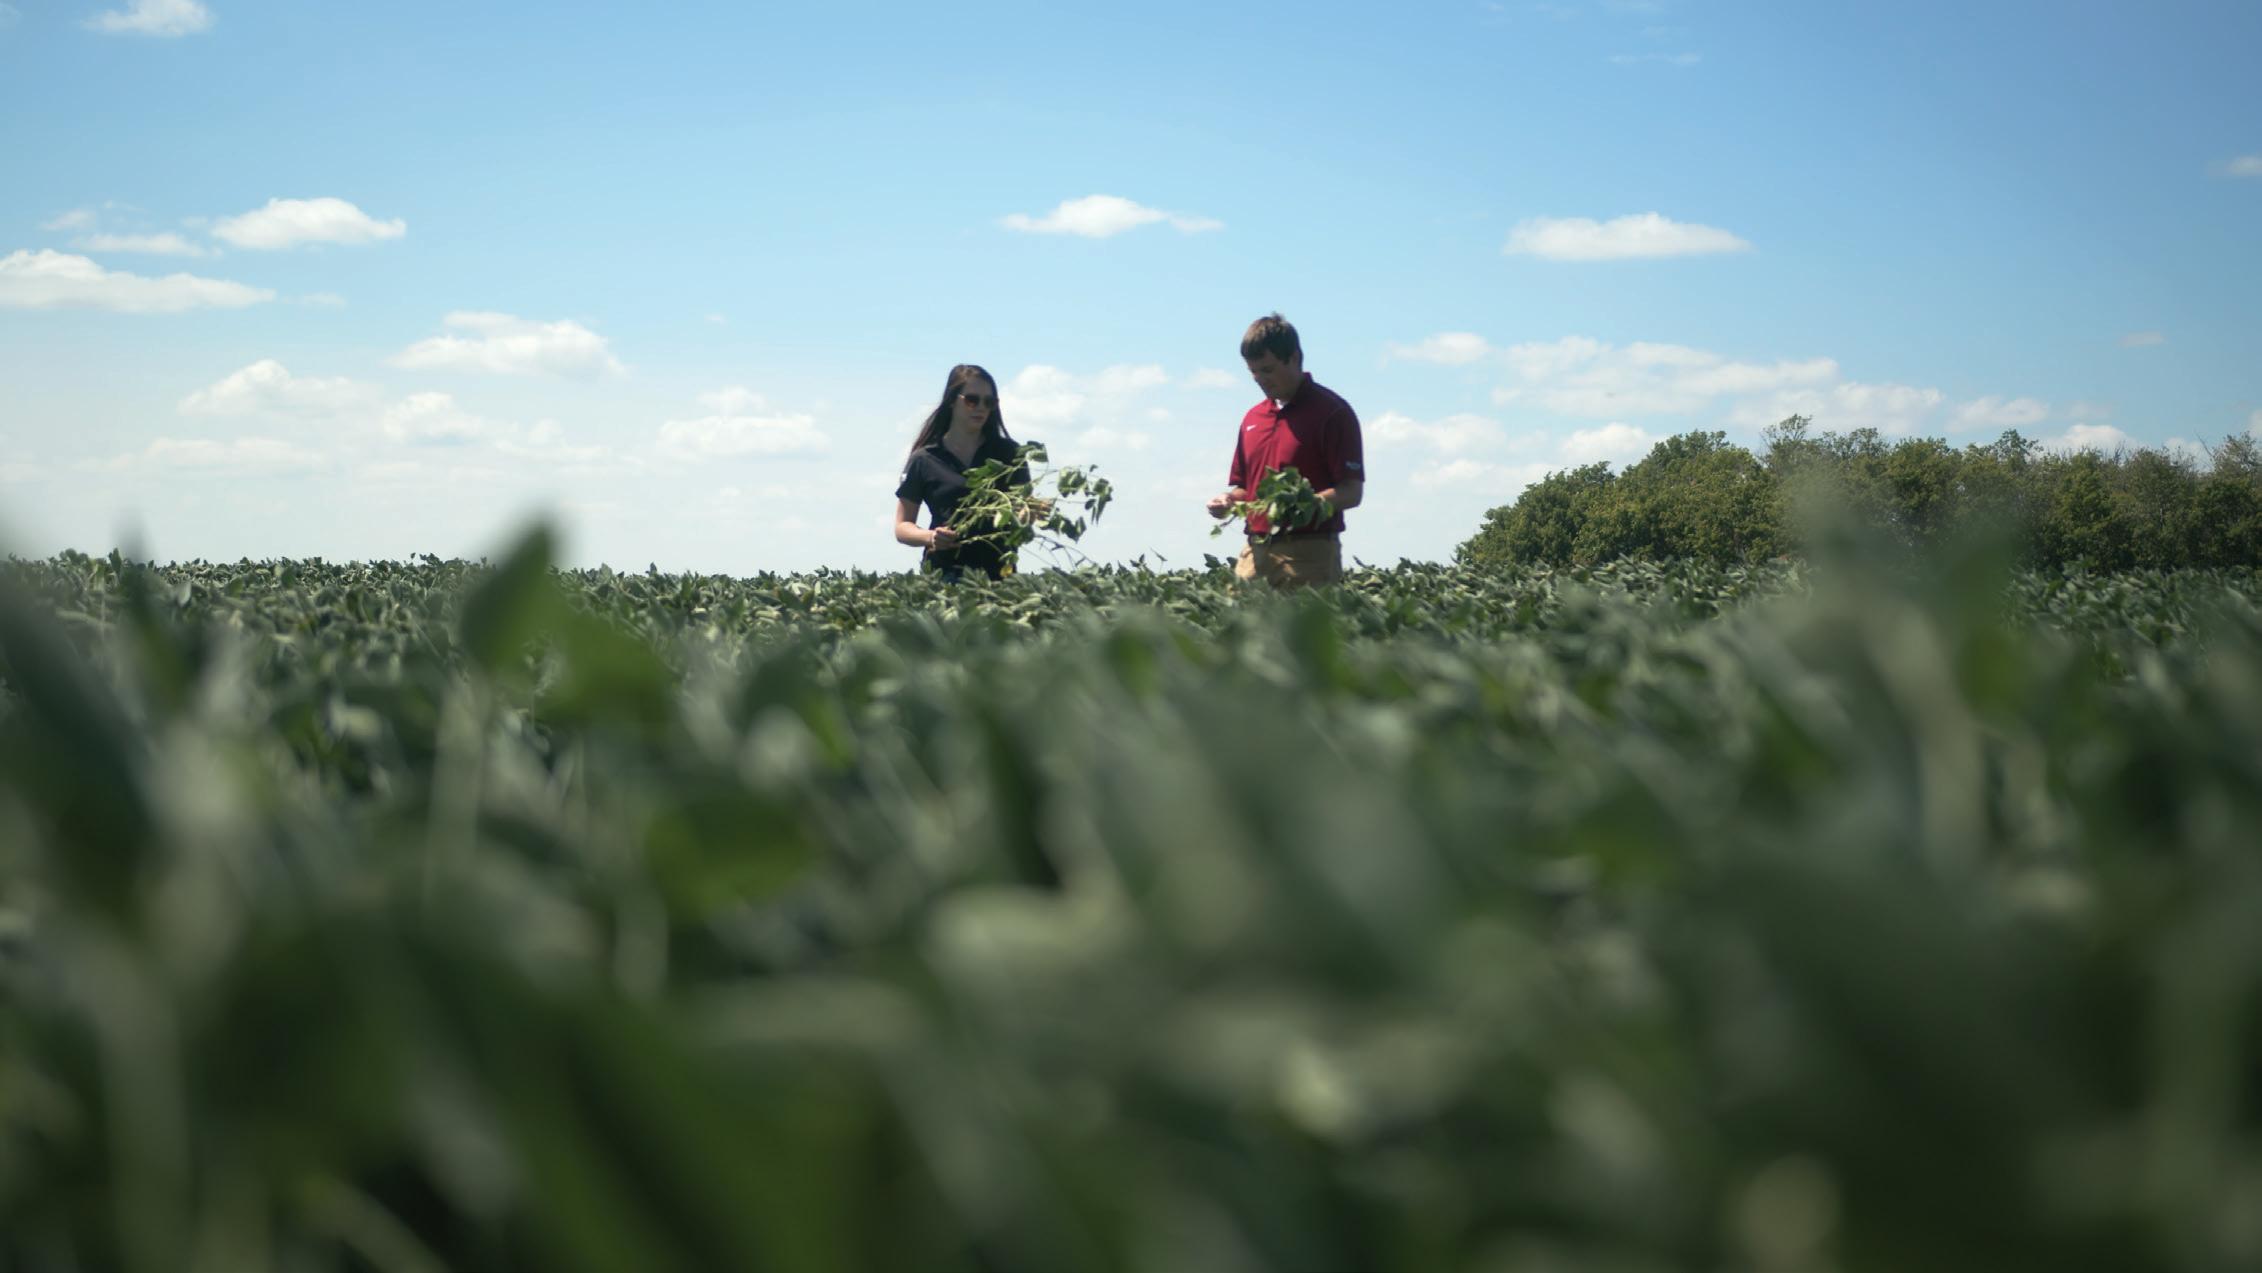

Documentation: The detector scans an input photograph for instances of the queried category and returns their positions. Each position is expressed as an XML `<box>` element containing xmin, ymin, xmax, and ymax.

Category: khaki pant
<box><xmin>1234</xmin><ymin>534</ymin><xmax>1342</xmax><ymax>588</ymax></box>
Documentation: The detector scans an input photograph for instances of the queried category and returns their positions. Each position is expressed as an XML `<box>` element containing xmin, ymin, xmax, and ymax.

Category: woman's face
<box><xmin>949</xmin><ymin>377</ymin><xmax>996</xmax><ymax>432</ymax></box>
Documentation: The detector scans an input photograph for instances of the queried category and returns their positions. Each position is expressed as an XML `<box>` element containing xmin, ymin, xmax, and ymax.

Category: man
<box><xmin>1205</xmin><ymin>313</ymin><xmax>1365</xmax><ymax>587</ymax></box>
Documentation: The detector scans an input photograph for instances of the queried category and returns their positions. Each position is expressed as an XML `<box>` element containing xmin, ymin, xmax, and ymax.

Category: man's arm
<box><xmin>1210</xmin><ymin>419</ymin><xmax>1251</xmax><ymax>518</ymax></box>
<box><xmin>1316</xmin><ymin>478</ymin><xmax>1363</xmax><ymax>514</ymax></box>
<box><xmin>1318</xmin><ymin>398</ymin><xmax>1366</xmax><ymax>522</ymax></box>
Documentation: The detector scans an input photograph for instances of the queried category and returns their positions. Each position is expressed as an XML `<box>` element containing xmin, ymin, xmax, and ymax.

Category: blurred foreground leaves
<box><xmin>2</xmin><ymin>539</ymin><xmax>2260</xmax><ymax>1271</ymax></box>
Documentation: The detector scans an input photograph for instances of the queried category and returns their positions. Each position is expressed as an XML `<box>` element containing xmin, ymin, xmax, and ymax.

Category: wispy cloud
<box><xmin>391</xmin><ymin>312</ymin><xmax>624</xmax><ymax>377</ymax></box>
<box><xmin>212</xmin><ymin>197</ymin><xmax>406</xmax><ymax>250</ymax></box>
<box><xmin>1002</xmin><ymin>363</ymin><xmax>1172</xmax><ymax>434</ymax></box>
<box><xmin>2119</xmin><ymin>331</ymin><xmax>2165</xmax><ymax>348</ymax></box>
<box><xmin>0</xmin><ymin>249</ymin><xmax>271</xmax><ymax>313</ymax></box>
<box><xmin>1481</xmin><ymin>335</ymin><xmax>1838</xmax><ymax>417</ymax></box>
<box><xmin>1186</xmin><ymin>368</ymin><xmax>1241</xmax><ymax>390</ymax></box>
<box><xmin>1951</xmin><ymin>396</ymin><xmax>2049</xmax><ymax>429</ymax></box>
<box><xmin>2043</xmin><ymin>423</ymin><xmax>2137</xmax><ymax>454</ymax></box>
<box><xmin>1393</xmin><ymin>329</ymin><xmax>1959</xmax><ymax>438</ymax></box>
<box><xmin>110</xmin><ymin>437</ymin><xmax>327</xmax><ymax>476</ymax></box>
<box><xmin>657</xmin><ymin>389</ymin><xmax>826</xmax><ymax>460</ymax></box>
<box><xmin>1728</xmin><ymin>380</ymin><xmax>1946</xmax><ymax>437</ymax></box>
<box><xmin>379</xmin><ymin>392</ymin><xmax>514</xmax><ymax>445</ymax></box>
<box><xmin>1371</xmin><ymin>411</ymin><xmax>1507</xmax><ymax>454</ymax></box>
<box><xmin>1384</xmin><ymin>332</ymin><xmax>1494</xmax><ymax>365</ymax></box>
<box><xmin>1001</xmin><ymin>195</ymin><xmax>1222</xmax><ymax>238</ymax></box>
<box><xmin>2215</xmin><ymin>155</ymin><xmax>2262</xmax><ymax>178</ymax></box>
<box><xmin>180</xmin><ymin>360</ymin><xmax>376</xmax><ymax>416</ymax></box>
<box><xmin>1504</xmin><ymin>212</ymin><xmax>1752</xmax><ymax>260</ymax></box>
<box><xmin>1400</xmin><ymin>420</ymin><xmax>1659</xmax><ymax>496</ymax></box>
<box><xmin>74</xmin><ymin>231</ymin><xmax>209</xmax><ymax>257</ymax></box>
<box><xmin>84</xmin><ymin>0</ymin><xmax>212</xmax><ymax>37</ymax></box>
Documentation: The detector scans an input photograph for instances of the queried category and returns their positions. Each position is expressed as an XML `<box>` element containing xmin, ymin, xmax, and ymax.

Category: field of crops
<box><xmin>4</xmin><ymin>533</ymin><xmax>2261</xmax><ymax>1273</ymax></box>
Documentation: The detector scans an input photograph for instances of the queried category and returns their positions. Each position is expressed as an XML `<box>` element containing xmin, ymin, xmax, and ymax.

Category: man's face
<box><xmin>1245</xmin><ymin>349</ymin><xmax>1303</xmax><ymax>404</ymax></box>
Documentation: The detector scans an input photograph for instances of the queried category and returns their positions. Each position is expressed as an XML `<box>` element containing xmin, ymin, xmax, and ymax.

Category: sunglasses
<box><xmin>958</xmin><ymin>392</ymin><xmax>995</xmax><ymax>408</ymax></box>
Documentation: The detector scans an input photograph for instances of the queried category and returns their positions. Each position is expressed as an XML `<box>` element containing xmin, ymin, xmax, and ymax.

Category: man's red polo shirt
<box><xmin>1228</xmin><ymin>373</ymin><xmax>1365</xmax><ymax>537</ymax></box>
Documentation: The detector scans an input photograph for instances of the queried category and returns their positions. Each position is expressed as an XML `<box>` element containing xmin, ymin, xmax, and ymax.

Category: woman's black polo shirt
<box><xmin>896</xmin><ymin>432</ymin><xmax>1030</xmax><ymax>578</ymax></box>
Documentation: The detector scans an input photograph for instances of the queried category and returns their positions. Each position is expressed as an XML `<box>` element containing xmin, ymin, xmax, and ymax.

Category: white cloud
<box><xmin>2162</xmin><ymin>437</ymin><xmax>2210</xmax><ymax>465</ymax></box>
<box><xmin>1500</xmin><ymin>335</ymin><xmax>1607</xmax><ymax>382</ymax></box>
<box><xmin>1398</xmin><ymin>421</ymin><xmax>1657</xmax><ymax>499</ymax></box>
<box><xmin>2216</xmin><ymin>156</ymin><xmax>2262</xmax><ymax>178</ymax></box>
<box><xmin>1093</xmin><ymin>364</ymin><xmax>1170</xmax><ymax>394</ymax></box>
<box><xmin>1558</xmin><ymin>422</ymin><xmax>1660</xmax><ymax>466</ymax></box>
<box><xmin>1370</xmin><ymin>410</ymin><xmax>1506</xmax><ymax>454</ymax></box>
<box><xmin>1000</xmin><ymin>194</ymin><xmax>1223</xmax><ymax>238</ymax></box>
<box><xmin>180</xmin><ymin>360</ymin><xmax>376</xmax><ymax>416</ymax></box>
<box><xmin>1187</xmin><ymin>368</ymin><xmax>1241</xmax><ymax>390</ymax></box>
<box><xmin>1494</xmin><ymin>338</ymin><xmax>1836</xmax><ymax>418</ymax></box>
<box><xmin>211</xmin><ymin>197</ymin><xmax>406</xmax><ymax>250</ymax></box>
<box><xmin>117</xmin><ymin>437</ymin><xmax>325</xmax><ymax>475</ymax></box>
<box><xmin>1002</xmin><ymin>363</ymin><xmax>1171</xmax><ymax>433</ymax></box>
<box><xmin>2065</xmin><ymin>400</ymin><xmax>2112</xmax><ymax>421</ymax></box>
<box><xmin>705</xmin><ymin>313</ymin><xmax>728</xmax><ymax>325</ymax></box>
<box><xmin>391</xmin><ymin>312</ymin><xmax>624</xmax><ymax>377</ymax></box>
<box><xmin>299</xmin><ymin>292</ymin><xmax>347</xmax><ymax>307</ymax></box>
<box><xmin>379</xmin><ymin>392</ymin><xmax>510</xmax><ymax>445</ymax></box>
<box><xmin>2118</xmin><ymin>331</ymin><xmax>2165</xmax><ymax>348</ymax></box>
<box><xmin>0</xmin><ymin>249</ymin><xmax>272</xmax><ymax>313</ymax></box>
<box><xmin>1729</xmin><ymin>380</ymin><xmax>1945</xmax><ymax>436</ymax></box>
<box><xmin>1951</xmin><ymin>396</ymin><xmax>2049</xmax><ymax>429</ymax></box>
<box><xmin>74</xmin><ymin>231</ymin><xmax>209</xmax><ymax>257</ymax></box>
<box><xmin>1504</xmin><ymin>212</ymin><xmax>1752</xmax><ymax>261</ymax></box>
<box><xmin>697</xmin><ymin>386</ymin><xmax>767</xmax><ymax>414</ymax></box>
<box><xmin>1411</xmin><ymin>457</ymin><xmax>1534</xmax><ymax>490</ymax></box>
<box><xmin>2250</xmin><ymin>409</ymin><xmax>2261</xmax><ymax>438</ymax></box>
<box><xmin>2044</xmin><ymin>424</ymin><xmax>2136</xmax><ymax>454</ymax></box>
<box><xmin>657</xmin><ymin>392</ymin><xmax>826</xmax><ymax>460</ymax></box>
<box><xmin>1070</xmin><ymin>425</ymin><xmax>1153</xmax><ymax>452</ymax></box>
<box><xmin>85</xmin><ymin>0</ymin><xmax>211</xmax><ymax>37</ymax></box>
<box><xmin>1385</xmin><ymin>332</ymin><xmax>1494</xmax><ymax>365</ymax></box>
<box><xmin>42</xmin><ymin>209</ymin><xmax>97</xmax><ymax>231</ymax></box>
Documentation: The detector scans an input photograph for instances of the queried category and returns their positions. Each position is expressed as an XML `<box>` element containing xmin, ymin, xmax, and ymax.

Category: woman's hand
<box><xmin>929</xmin><ymin>525</ymin><xmax>960</xmax><ymax>550</ymax></box>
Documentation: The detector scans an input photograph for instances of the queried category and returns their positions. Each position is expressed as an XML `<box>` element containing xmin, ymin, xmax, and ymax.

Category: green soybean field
<box><xmin>3</xmin><ymin>534</ymin><xmax>2260</xmax><ymax>1273</ymax></box>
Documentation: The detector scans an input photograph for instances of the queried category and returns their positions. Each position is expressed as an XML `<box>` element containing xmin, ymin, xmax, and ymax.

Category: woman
<box><xmin>893</xmin><ymin>364</ymin><xmax>1030</xmax><ymax>581</ymax></box>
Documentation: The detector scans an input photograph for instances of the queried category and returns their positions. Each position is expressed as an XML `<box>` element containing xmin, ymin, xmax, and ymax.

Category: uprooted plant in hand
<box><xmin>948</xmin><ymin>443</ymin><xmax>1115</xmax><ymax>570</ymax></box>
<box><xmin>1212</xmin><ymin>466</ymin><xmax>1331</xmax><ymax>539</ymax></box>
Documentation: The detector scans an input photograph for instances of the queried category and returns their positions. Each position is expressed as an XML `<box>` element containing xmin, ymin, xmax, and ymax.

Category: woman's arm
<box><xmin>895</xmin><ymin>497</ymin><xmax>956</xmax><ymax>549</ymax></box>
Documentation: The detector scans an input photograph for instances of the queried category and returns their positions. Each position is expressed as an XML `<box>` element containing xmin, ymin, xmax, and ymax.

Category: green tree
<box><xmin>1573</xmin><ymin>431</ymin><xmax>1781</xmax><ymax>565</ymax></box>
<box><xmin>1454</xmin><ymin>461</ymin><xmax>1614</xmax><ymax>569</ymax></box>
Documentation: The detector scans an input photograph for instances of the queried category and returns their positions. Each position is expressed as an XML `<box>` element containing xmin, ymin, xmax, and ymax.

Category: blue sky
<box><xmin>3</xmin><ymin>0</ymin><xmax>2257</xmax><ymax>571</ymax></box>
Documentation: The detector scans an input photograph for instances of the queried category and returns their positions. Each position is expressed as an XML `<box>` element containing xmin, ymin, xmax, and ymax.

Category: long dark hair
<box><xmin>908</xmin><ymin>364</ymin><xmax>1014</xmax><ymax>457</ymax></box>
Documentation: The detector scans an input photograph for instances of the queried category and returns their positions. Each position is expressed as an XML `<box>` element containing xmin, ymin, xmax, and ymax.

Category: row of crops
<box><xmin>3</xmin><ymin>534</ymin><xmax>2261</xmax><ymax>1272</ymax></box>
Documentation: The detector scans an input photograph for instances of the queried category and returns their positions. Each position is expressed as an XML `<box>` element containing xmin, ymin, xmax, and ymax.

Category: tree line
<box><xmin>1455</xmin><ymin>420</ymin><xmax>2262</xmax><ymax>570</ymax></box>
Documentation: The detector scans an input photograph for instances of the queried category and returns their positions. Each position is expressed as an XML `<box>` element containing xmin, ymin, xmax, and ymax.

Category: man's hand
<box><xmin>930</xmin><ymin>525</ymin><xmax>960</xmax><ymax>549</ymax></box>
<box><xmin>1206</xmin><ymin>491</ymin><xmax>1240</xmax><ymax>520</ymax></box>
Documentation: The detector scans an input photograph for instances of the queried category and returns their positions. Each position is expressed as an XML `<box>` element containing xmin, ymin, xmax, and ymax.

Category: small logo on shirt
<box><xmin>1345</xmin><ymin>460</ymin><xmax>1363</xmax><ymax>472</ymax></box>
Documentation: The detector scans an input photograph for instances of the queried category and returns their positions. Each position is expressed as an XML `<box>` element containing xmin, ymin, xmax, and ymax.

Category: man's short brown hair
<box><xmin>1240</xmin><ymin>313</ymin><xmax>1301</xmax><ymax>363</ymax></box>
